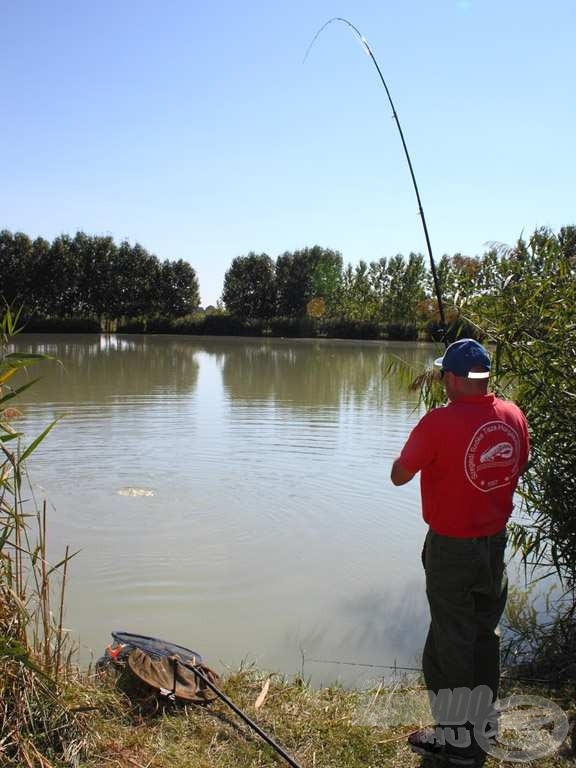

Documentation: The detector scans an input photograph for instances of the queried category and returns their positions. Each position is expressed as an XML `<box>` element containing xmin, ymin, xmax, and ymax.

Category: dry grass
<box><xmin>0</xmin><ymin>309</ymin><xmax>84</xmax><ymax>767</ymax></box>
<box><xmin>0</xmin><ymin>501</ymin><xmax>87</xmax><ymax>767</ymax></box>
<box><xmin>44</xmin><ymin>665</ymin><xmax>571</xmax><ymax>768</ymax></box>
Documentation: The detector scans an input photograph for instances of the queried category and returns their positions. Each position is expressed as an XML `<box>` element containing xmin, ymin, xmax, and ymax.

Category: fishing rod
<box><xmin>304</xmin><ymin>17</ymin><xmax>447</xmax><ymax>341</ymax></box>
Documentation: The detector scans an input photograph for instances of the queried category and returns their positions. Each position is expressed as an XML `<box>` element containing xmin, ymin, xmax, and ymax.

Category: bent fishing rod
<box><xmin>305</xmin><ymin>17</ymin><xmax>447</xmax><ymax>341</ymax></box>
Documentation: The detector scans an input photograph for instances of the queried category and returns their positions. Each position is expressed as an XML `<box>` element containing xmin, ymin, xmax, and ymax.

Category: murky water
<box><xmin>9</xmin><ymin>334</ymin><xmax>444</xmax><ymax>685</ymax></box>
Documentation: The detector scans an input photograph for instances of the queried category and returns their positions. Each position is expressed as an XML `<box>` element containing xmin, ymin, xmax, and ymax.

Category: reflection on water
<box><xmin>220</xmin><ymin>339</ymin><xmax>428</xmax><ymax>411</ymax></box>
<box><xmin>14</xmin><ymin>334</ymin><xmax>201</xmax><ymax>402</ymax></box>
<box><xmin>10</xmin><ymin>334</ymin><xmax>439</xmax><ymax>685</ymax></box>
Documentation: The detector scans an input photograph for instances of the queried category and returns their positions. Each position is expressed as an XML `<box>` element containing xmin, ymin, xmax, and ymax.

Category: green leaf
<box><xmin>0</xmin><ymin>635</ymin><xmax>55</xmax><ymax>682</ymax></box>
<box><xmin>0</xmin><ymin>432</ymin><xmax>21</xmax><ymax>443</ymax></box>
<box><xmin>4</xmin><ymin>352</ymin><xmax>53</xmax><ymax>361</ymax></box>
<box><xmin>0</xmin><ymin>524</ymin><xmax>13</xmax><ymax>550</ymax></box>
<box><xmin>0</xmin><ymin>377</ymin><xmax>41</xmax><ymax>405</ymax></box>
<box><xmin>46</xmin><ymin>548</ymin><xmax>81</xmax><ymax>576</ymax></box>
<box><xmin>0</xmin><ymin>635</ymin><xmax>29</xmax><ymax>660</ymax></box>
<box><xmin>0</xmin><ymin>367</ymin><xmax>18</xmax><ymax>385</ymax></box>
<box><xmin>31</xmin><ymin>544</ymin><xmax>41</xmax><ymax>566</ymax></box>
<box><xmin>19</xmin><ymin>419</ymin><xmax>60</xmax><ymax>462</ymax></box>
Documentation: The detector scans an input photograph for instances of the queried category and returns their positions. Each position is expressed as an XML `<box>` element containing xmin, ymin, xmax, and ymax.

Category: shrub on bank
<box><xmin>384</xmin><ymin>322</ymin><xmax>419</xmax><ymax>341</ymax></box>
<box><xmin>18</xmin><ymin>313</ymin><xmax>441</xmax><ymax>342</ymax></box>
<box><xmin>171</xmin><ymin>316</ymin><xmax>206</xmax><ymax>334</ymax></box>
<box><xmin>22</xmin><ymin>316</ymin><xmax>102</xmax><ymax>333</ymax></box>
<box><xmin>200</xmin><ymin>313</ymin><xmax>246</xmax><ymax>335</ymax></box>
<box><xmin>116</xmin><ymin>317</ymin><xmax>147</xmax><ymax>332</ymax></box>
<box><xmin>321</xmin><ymin>319</ymin><xmax>379</xmax><ymax>339</ymax></box>
<box><xmin>268</xmin><ymin>316</ymin><xmax>316</xmax><ymax>337</ymax></box>
<box><xmin>146</xmin><ymin>317</ymin><xmax>176</xmax><ymax>334</ymax></box>
<box><xmin>425</xmin><ymin>318</ymin><xmax>484</xmax><ymax>343</ymax></box>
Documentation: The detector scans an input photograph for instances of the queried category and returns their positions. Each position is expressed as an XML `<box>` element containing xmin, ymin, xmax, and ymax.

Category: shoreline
<box><xmin>48</xmin><ymin>662</ymin><xmax>576</xmax><ymax>767</ymax></box>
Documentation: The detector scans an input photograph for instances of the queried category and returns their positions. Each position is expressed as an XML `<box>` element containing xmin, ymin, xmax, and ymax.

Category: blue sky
<box><xmin>2</xmin><ymin>0</ymin><xmax>574</xmax><ymax>306</ymax></box>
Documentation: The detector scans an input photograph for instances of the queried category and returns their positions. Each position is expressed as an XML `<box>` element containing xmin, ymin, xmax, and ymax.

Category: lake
<box><xmin>9</xmin><ymin>334</ymin><xmax>451</xmax><ymax>685</ymax></box>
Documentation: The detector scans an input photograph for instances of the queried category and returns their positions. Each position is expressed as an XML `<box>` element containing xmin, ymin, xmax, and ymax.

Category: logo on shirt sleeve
<box><xmin>465</xmin><ymin>421</ymin><xmax>521</xmax><ymax>492</ymax></box>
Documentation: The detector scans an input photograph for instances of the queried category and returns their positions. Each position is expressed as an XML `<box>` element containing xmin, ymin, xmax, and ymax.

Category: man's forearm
<box><xmin>390</xmin><ymin>458</ymin><xmax>416</xmax><ymax>486</ymax></box>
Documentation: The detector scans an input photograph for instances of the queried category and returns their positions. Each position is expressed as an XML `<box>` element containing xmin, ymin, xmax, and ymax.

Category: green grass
<box><xmin>46</xmin><ymin>666</ymin><xmax>573</xmax><ymax>768</ymax></box>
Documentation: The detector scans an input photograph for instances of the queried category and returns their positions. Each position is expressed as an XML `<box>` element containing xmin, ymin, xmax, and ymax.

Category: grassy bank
<box><xmin>6</xmin><ymin>661</ymin><xmax>569</xmax><ymax>768</ymax></box>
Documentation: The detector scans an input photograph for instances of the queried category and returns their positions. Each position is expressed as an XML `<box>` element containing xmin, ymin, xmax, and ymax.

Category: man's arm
<box><xmin>390</xmin><ymin>458</ymin><xmax>416</xmax><ymax>486</ymax></box>
<box><xmin>391</xmin><ymin>410</ymin><xmax>435</xmax><ymax>486</ymax></box>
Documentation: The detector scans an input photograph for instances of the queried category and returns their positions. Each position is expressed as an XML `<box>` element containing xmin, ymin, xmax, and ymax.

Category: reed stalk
<box><xmin>0</xmin><ymin>306</ymin><xmax>86</xmax><ymax>765</ymax></box>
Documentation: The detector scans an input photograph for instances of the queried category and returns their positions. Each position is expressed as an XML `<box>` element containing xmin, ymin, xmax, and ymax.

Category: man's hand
<box><xmin>390</xmin><ymin>458</ymin><xmax>416</xmax><ymax>486</ymax></box>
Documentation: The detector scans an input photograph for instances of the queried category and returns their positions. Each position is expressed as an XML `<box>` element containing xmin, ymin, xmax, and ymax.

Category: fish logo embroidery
<box><xmin>465</xmin><ymin>422</ymin><xmax>521</xmax><ymax>492</ymax></box>
<box><xmin>479</xmin><ymin>442</ymin><xmax>515</xmax><ymax>468</ymax></box>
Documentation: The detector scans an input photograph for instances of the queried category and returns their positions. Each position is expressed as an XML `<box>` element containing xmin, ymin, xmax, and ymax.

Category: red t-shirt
<box><xmin>399</xmin><ymin>394</ymin><xmax>530</xmax><ymax>537</ymax></box>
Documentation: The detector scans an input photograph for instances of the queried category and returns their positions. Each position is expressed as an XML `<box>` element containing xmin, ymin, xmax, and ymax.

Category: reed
<box><xmin>0</xmin><ymin>307</ymin><xmax>86</xmax><ymax>766</ymax></box>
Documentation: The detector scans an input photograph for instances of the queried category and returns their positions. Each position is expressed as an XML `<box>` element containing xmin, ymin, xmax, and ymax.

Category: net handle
<box><xmin>111</xmin><ymin>633</ymin><xmax>303</xmax><ymax>768</ymax></box>
<box><xmin>179</xmin><ymin>658</ymin><xmax>304</xmax><ymax>768</ymax></box>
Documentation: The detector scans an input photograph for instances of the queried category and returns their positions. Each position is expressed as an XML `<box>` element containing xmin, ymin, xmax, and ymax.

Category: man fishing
<box><xmin>391</xmin><ymin>338</ymin><xmax>530</xmax><ymax>766</ymax></box>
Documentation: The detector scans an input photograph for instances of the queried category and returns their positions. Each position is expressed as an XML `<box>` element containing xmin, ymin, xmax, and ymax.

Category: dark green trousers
<box><xmin>422</xmin><ymin>527</ymin><xmax>508</xmax><ymax>750</ymax></box>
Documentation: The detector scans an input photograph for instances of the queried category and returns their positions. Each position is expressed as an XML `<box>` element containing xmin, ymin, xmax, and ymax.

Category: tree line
<box><xmin>2</xmin><ymin>226</ymin><xmax>575</xmax><ymax>339</ymax></box>
<box><xmin>222</xmin><ymin>246</ymin><xmax>432</xmax><ymax>324</ymax></box>
<box><xmin>220</xmin><ymin>235</ymin><xmax>576</xmax><ymax>333</ymax></box>
<box><xmin>0</xmin><ymin>230</ymin><xmax>200</xmax><ymax>326</ymax></box>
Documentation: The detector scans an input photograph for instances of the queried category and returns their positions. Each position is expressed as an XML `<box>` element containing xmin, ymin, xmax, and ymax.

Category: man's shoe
<box><xmin>407</xmin><ymin>727</ymin><xmax>444</xmax><ymax>759</ymax></box>
<box><xmin>443</xmin><ymin>741</ymin><xmax>486</xmax><ymax>767</ymax></box>
<box><xmin>442</xmin><ymin>751</ymin><xmax>476</xmax><ymax>767</ymax></box>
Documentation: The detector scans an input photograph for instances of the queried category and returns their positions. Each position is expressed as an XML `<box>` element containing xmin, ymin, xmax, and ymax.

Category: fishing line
<box><xmin>304</xmin><ymin>17</ymin><xmax>447</xmax><ymax>341</ymax></box>
<box><xmin>307</xmin><ymin>657</ymin><xmax>421</xmax><ymax>673</ymax></box>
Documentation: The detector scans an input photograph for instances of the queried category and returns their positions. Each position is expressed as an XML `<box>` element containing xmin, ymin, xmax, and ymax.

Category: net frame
<box><xmin>111</xmin><ymin>631</ymin><xmax>203</xmax><ymax>665</ymax></box>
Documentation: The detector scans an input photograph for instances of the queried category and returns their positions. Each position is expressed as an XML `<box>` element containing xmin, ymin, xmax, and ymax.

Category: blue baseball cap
<box><xmin>434</xmin><ymin>339</ymin><xmax>491</xmax><ymax>379</ymax></box>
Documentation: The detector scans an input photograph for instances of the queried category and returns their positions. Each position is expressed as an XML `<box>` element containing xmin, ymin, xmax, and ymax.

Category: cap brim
<box><xmin>433</xmin><ymin>356</ymin><xmax>444</xmax><ymax>368</ymax></box>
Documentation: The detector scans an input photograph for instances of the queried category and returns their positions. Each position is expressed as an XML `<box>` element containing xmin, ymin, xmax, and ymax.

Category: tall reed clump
<box><xmin>0</xmin><ymin>308</ymin><xmax>87</xmax><ymax>767</ymax></box>
<box><xmin>461</xmin><ymin>229</ymin><xmax>576</xmax><ymax>681</ymax></box>
<box><xmin>383</xmin><ymin>227</ymin><xmax>576</xmax><ymax>683</ymax></box>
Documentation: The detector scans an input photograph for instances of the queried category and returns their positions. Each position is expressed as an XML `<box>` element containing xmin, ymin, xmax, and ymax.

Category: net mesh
<box><xmin>127</xmin><ymin>648</ymin><xmax>220</xmax><ymax>703</ymax></box>
<box><xmin>111</xmin><ymin>631</ymin><xmax>203</xmax><ymax>665</ymax></box>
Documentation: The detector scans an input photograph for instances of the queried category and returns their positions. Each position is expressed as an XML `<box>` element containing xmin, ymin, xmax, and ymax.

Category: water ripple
<box><xmin>12</xmin><ymin>335</ymin><xmax>431</xmax><ymax>682</ymax></box>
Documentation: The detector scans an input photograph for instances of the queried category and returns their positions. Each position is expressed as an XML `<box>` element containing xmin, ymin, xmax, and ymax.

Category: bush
<box><xmin>322</xmin><ymin>319</ymin><xmax>382</xmax><ymax>339</ymax></box>
<box><xmin>200</xmin><ymin>314</ymin><xmax>246</xmax><ymax>336</ymax></box>
<box><xmin>116</xmin><ymin>317</ymin><xmax>146</xmax><ymax>333</ymax></box>
<box><xmin>425</xmin><ymin>318</ymin><xmax>484</xmax><ymax>343</ymax></box>
<box><xmin>385</xmin><ymin>322</ymin><xmax>418</xmax><ymax>341</ymax></box>
<box><xmin>268</xmin><ymin>317</ymin><xmax>316</xmax><ymax>337</ymax></box>
<box><xmin>22</xmin><ymin>316</ymin><xmax>101</xmax><ymax>333</ymax></box>
<box><xmin>118</xmin><ymin>315</ymin><xmax>270</xmax><ymax>337</ymax></box>
<box><xmin>169</xmin><ymin>317</ymin><xmax>204</xmax><ymax>334</ymax></box>
<box><xmin>146</xmin><ymin>317</ymin><xmax>175</xmax><ymax>334</ymax></box>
